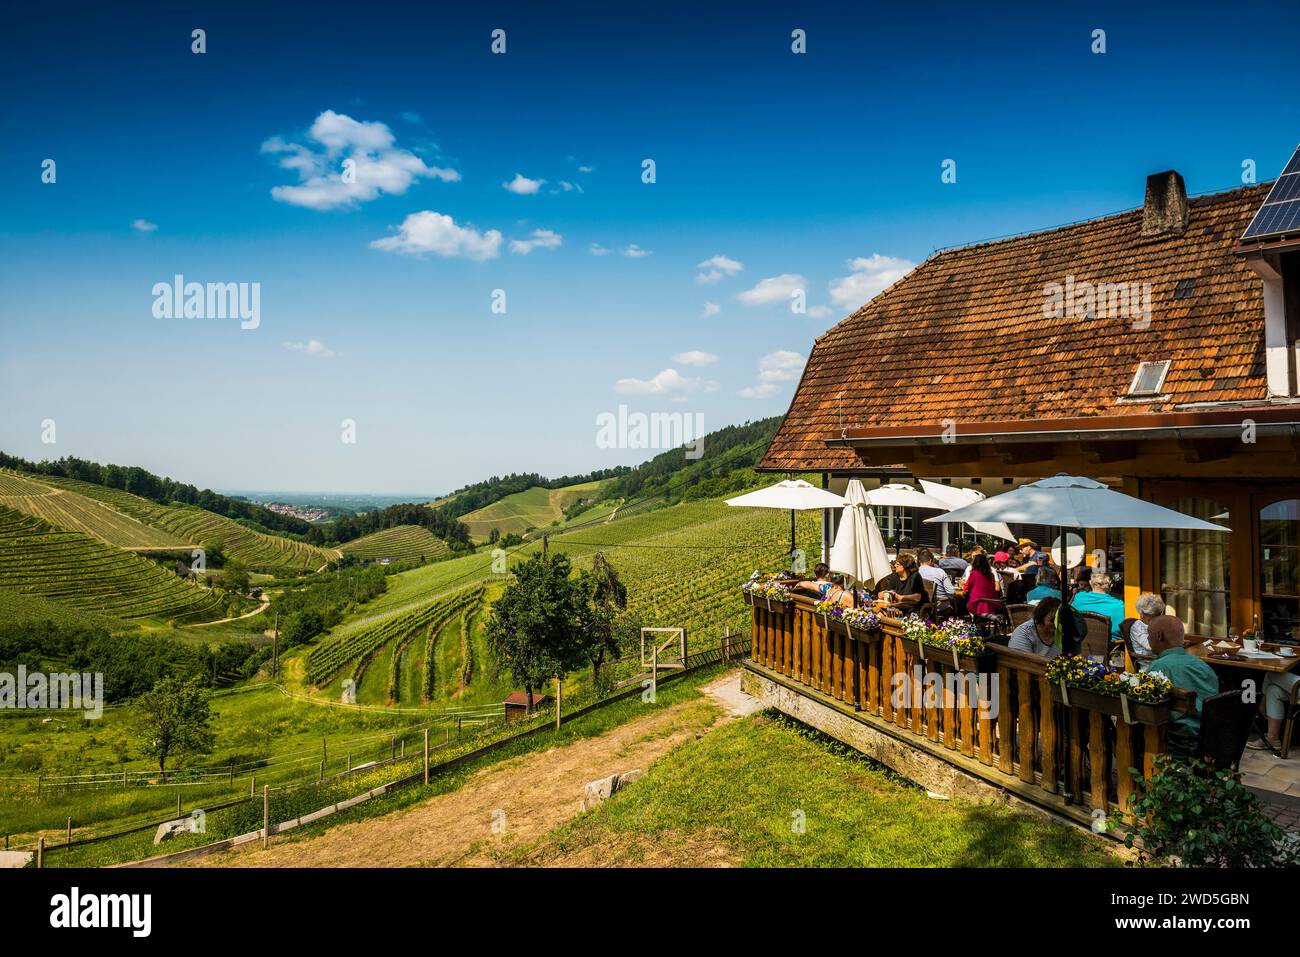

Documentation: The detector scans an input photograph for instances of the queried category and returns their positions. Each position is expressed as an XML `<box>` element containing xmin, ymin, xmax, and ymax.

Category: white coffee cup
<box><xmin>1242</xmin><ymin>638</ymin><xmax>1259</xmax><ymax>653</ymax></box>
<box><xmin>1280</xmin><ymin>647</ymin><xmax>1296</xmax><ymax>658</ymax></box>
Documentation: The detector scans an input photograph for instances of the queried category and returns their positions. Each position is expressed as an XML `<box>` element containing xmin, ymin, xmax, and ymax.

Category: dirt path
<box><xmin>194</xmin><ymin>682</ymin><xmax>736</xmax><ymax>868</ymax></box>
<box><xmin>189</xmin><ymin>591</ymin><xmax>270</xmax><ymax>627</ymax></box>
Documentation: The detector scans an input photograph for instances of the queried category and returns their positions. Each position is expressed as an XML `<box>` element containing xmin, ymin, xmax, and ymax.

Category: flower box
<box><xmin>1047</xmin><ymin>682</ymin><xmax>1171</xmax><ymax>726</ymax></box>
<box><xmin>743</xmin><ymin>591</ymin><xmax>790</xmax><ymax>613</ymax></box>
<box><xmin>815</xmin><ymin>606</ymin><xmax>884</xmax><ymax>645</ymax></box>
<box><xmin>899</xmin><ymin>634</ymin><xmax>997</xmax><ymax>673</ymax></box>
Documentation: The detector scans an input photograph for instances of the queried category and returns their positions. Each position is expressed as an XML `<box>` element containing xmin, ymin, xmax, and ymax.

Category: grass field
<box><xmin>0</xmin><ymin>505</ymin><xmax>241</xmax><ymax>623</ymax></box>
<box><xmin>459</xmin><ymin>480</ymin><xmax>609</xmax><ymax>541</ymax></box>
<box><xmin>518</xmin><ymin>710</ymin><xmax>1118</xmax><ymax>867</ymax></box>
<box><xmin>339</xmin><ymin>524</ymin><xmax>449</xmax><ymax>563</ymax></box>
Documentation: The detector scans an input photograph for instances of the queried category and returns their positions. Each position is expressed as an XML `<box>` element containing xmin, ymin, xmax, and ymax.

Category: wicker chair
<box><xmin>1078</xmin><ymin>611</ymin><xmax>1112</xmax><ymax>658</ymax></box>
<box><xmin>1195</xmin><ymin>689</ymin><xmax>1254</xmax><ymax>772</ymax></box>
<box><xmin>1006</xmin><ymin>603</ymin><xmax>1033</xmax><ymax>629</ymax></box>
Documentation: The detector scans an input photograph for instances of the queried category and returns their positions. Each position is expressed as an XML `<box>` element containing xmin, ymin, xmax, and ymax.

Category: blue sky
<box><xmin>2</xmin><ymin>0</ymin><xmax>1298</xmax><ymax>494</ymax></box>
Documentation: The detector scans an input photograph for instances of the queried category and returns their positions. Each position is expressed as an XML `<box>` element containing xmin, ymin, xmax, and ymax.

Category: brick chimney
<box><xmin>1141</xmin><ymin>170</ymin><xmax>1189</xmax><ymax>237</ymax></box>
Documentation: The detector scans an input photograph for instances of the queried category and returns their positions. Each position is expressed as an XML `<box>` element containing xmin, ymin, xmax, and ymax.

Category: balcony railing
<box><xmin>746</xmin><ymin>592</ymin><xmax>1176</xmax><ymax>820</ymax></box>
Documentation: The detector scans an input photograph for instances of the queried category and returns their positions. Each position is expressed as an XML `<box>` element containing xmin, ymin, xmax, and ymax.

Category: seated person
<box><xmin>916</xmin><ymin>548</ymin><xmax>956</xmax><ymax>605</ymax></box>
<box><xmin>1070</xmin><ymin>571</ymin><xmax>1126</xmax><ymax>639</ymax></box>
<box><xmin>1026</xmin><ymin>565</ymin><xmax>1061</xmax><ymax>603</ymax></box>
<box><xmin>874</xmin><ymin>555</ymin><xmax>925</xmax><ymax>610</ymax></box>
<box><xmin>796</xmin><ymin>563</ymin><xmax>854</xmax><ymax>608</ymax></box>
<box><xmin>1127</xmin><ymin>592</ymin><xmax>1167</xmax><ymax>657</ymax></box>
<box><xmin>964</xmin><ymin>553</ymin><xmax>1001</xmax><ymax>616</ymax></box>
<box><xmin>1251</xmin><ymin>671</ymin><xmax>1300</xmax><ymax>752</ymax></box>
<box><xmin>1141</xmin><ymin>615</ymin><xmax>1220</xmax><ymax>760</ymax></box>
<box><xmin>1014</xmin><ymin>538</ymin><xmax>1046</xmax><ymax>573</ymax></box>
<box><xmin>937</xmin><ymin>544</ymin><xmax>969</xmax><ymax>578</ymax></box>
<box><xmin>1007</xmin><ymin>597</ymin><xmax>1063</xmax><ymax>659</ymax></box>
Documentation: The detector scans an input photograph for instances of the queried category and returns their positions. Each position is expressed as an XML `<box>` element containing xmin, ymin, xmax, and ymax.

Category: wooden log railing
<box><xmin>747</xmin><ymin>592</ymin><xmax>1172</xmax><ymax>818</ymax></box>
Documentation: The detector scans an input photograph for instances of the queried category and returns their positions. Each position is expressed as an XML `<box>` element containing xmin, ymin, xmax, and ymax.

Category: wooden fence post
<box><xmin>262</xmin><ymin>785</ymin><xmax>270</xmax><ymax>849</ymax></box>
<box><xmin>555</xmin><ymin>677</ymin><xmax>562</xmax><ymax>730</ymax></box>
<box><xmin>66</xmin><ymin>818</ymin><xmax>72</xmax><ymax>846</ymax></box>
<box><xmin>250</xmin><ymin>775</ymin><xmax>255</xmax><ymax>797</ymax></box>
<box><xmin>318</xmin><ymin>760</ymin><xmax>324</xmax><ymax>783</ymax></box>
<box><xmin>423</xmin><ymin>728</ymin><xmax>430</xmax><ymax>785</ymax></box>
<box><xmin>37</xmin><ymin>837</ymin><xmax>44</xmax><ymax>869</ymax></box>
<box><xmin>347</xmin><ymin>751</ymin><xmax>352</xmax><ymax>771</ymax></box>
<box><xmin>176</xmin><ymin>793</ymin><xmax>182</xmax><ymax>817</ymax></box>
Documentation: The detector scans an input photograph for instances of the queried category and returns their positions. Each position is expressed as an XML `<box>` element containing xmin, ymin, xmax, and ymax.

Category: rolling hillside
<box><xmin>137</xmin><ymin>504</ymin><xmax>341</xmax><ymax>572</ymax></box>
<box><xmin>0</xmin><ymin>505</ymin><xmax>240</xmax><ymax>623</ymax></box>
<box><xmin>0</xmin><ymin>469</ymin><xmax>191</xmax><ymax>550</ymax></box>
<box><xmin>459</xmin><ymin>480</ymin><xmax>609</xmax><ymax>541</ymax></box>
<box><xmin>339</xmin><ymin>524</ymin><xmax>449</xmax><ymax>563</ymax></box>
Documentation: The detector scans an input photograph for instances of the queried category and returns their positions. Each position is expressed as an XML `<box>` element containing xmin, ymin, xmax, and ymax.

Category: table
<box><xmin>1189</xmin><ymin>642</ymin><xmax>1300</xmax><ymax>674</ymax></box>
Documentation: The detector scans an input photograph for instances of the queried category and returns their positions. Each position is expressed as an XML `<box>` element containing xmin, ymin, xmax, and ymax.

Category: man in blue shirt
<box><xmin>1141</xmin><ymin>615</ymin><xmax>1220</xmax><ymax>759</ymax></box>
<box><xmin>1026</xmin><ymin>565</ymin><xmax>1062</xmax><ymax>603</ymax></box>
<box><xmin>1070</xmin><ymin>570</ymin><xmax>1127</xmax><ymax>639</ymax></box>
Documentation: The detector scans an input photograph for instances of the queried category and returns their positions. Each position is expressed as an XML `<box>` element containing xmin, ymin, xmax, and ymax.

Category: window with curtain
<box><xmin>1260</xmin><ymin>499</ymin><xmax>1300</xmax><ymax>641</ymax></box>
<box><xmin>1160</xmin><ymin>497</ymin><xmax>1231</xmax><ymax>638</ymax></box>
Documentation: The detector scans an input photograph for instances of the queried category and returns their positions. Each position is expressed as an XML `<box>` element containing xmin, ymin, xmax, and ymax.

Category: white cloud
<box><xmin>262</xmin><ymin>110</ymin><xmax>459</xmax><ymax>211</ymax></box>
<box><xmin>695</xmin><ymin>253</ymin><xmax>744</xmax><ymax>284</ymax></box>
<box><xmin>701</xmin><ymin>301</ymin><xmax>720</xmax><ymax>318</ymax></box>
<box><xmin>370</xmin><ymin>211</ymin><xmax>502</xmax><ymax>261</ymax></box>
<box><xmin>622</xmin><ymin>244</ymin><xmax>652</xmax><ymax>258</ymax></box>
<box><xmin>282</xmin><ymin>339</ymin><xmax>340</xmax><ymax>358</ymax></box>
<box><xmin>737</xmin><ymin>273</ymin><xmax>806</xmax><ymax>306</ymax></box>
<box><xmin>808</xmin><ymin>305</ymin><xmax>833</xmax><ymax>319</ymax></box>
<box><xmin>509</xmin><ymin>228</ymin><xmax>563</xmax><ymax>255</ymax></box>
<box><xmin>828</xmin><ymin>253</ymin><xmax>916</xmax><ymax>308</ymax></box>
<box><xmin>672</xmin><ymin>350</ymin><xmax>718</xmax><ymax>367</ymax></box>
<box><xmin>614</xmin><ymin>368</ymin><xmax>718</xmax><ymax>396</ymax></box>
<box><xmin>553</xmin><ymin>180</ymin><xmax>583</xmax><ymax>194</ymax></box>
<box><xmin>739</xmin><ymin>350</ymin><xmax>805</xmax><ymax>399</ymax></box>
<box><xmin>503</xmin><ymin>173</ymin><xmax>545</xmax><ymax>195</ymax></box>
<box><xmin>589</xmin><ymin>243</ymin><xmax>610</xmax><ymax>256</ymax></box>
<box><xmin>131</xmin><ymin>219</ymin><xmax>158</xmax><ymax>233</ymax></box>
<box><xmin>578</xmin><ymin>165</ymin><xmax>594</xmax><ymax>173</ymax></box>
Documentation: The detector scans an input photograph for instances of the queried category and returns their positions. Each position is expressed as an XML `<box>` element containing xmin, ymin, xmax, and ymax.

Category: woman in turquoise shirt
<box><xmin>1070</xmin><ymin>570</ymin><xmax>1127</xmax><ymax>639</ymax></box>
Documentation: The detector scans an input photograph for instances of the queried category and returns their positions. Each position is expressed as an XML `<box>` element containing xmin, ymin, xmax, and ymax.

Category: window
<box><xmin>1260</xmin><ymin>499</ymin><xmax>1300</xmax><ymax>640</ymax></box>
<box><xmin>1160</xmin><ymin>497</ymin><xmax>1231</xmax><ymax>638</ymax></box>
<box><xmin>1127</xmin><ymin>360</ymin><xmax>1171</xmax><ymax>397</ymax></box>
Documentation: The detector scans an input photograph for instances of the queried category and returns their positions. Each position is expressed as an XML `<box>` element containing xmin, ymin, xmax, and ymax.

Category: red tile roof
<box><xmin>762</xmin><ymin>185</ymin><xmax>1274</xmax><ymax>472</ymax></box>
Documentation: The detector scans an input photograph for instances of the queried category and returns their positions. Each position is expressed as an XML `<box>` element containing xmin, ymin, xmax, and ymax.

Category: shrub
<box><xmin>1122</xmin><ymin>756</ymin><xmax>1300</xmax><ymax>867</ymax></box>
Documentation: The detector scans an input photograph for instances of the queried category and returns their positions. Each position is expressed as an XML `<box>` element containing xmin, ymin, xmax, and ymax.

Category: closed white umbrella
<box><xmin>829</xmin><ymin>479</ymin><xmax>893</xmax><ymax>588</ymax></box>
<box><xmin>726</xmin><ymin>479</ymin><xmax>845</xmax><ymax>561</ymax></box>
<box><xmin>917</xmin><ymin>479</ymin><xmax>1017</xmax><ymax>543</ymax></box>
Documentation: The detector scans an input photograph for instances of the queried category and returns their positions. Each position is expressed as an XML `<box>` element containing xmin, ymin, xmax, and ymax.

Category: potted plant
<box><xmin>1045</xmin><ymin>655</ymin><xmax>1173</xmax><ymax>725</ymax></box>
<box><xmin>742</xmin><ymin>572</ymin><xmax>793</xmax><ymax>612</ymax></box>
<box><xmin>898</xmin><ymin>615</ymin><xmax>995</xmax><ymax>671</ymax></box>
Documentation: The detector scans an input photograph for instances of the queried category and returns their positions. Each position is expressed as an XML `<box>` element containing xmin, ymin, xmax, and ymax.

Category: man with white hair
<box><xmin>1070</xmin><ymin>570</ymin><xmax>1126</xmax><ymax>640</ymax></box>
<box><xmin>1128</xmin><ymin>592</ymin><xmax>1167</xmax><ymax>657</ymax></box>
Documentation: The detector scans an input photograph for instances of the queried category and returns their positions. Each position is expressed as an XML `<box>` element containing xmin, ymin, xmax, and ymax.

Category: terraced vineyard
<box><xmin>339</xmin><ymin>525</ymin><xmax>449</xmax><ymax>563</ymax></box>
<box><xmin>140</xmin><ymin>504</ymin><xmax>340</xmax><ymax>572</ymax></box>
<box><xmin>0</xmin><ymin>585</ymin><xmax>129</xmax><ymax>630</ymax></box>
<box><xmin>0</xmin><ymin>505</ymin><xmax>240</xmax><ymax>623</ymax></box>
<box><xmin>308</xmin><ymin>586</ymin><xmax>483</xmax><ymax>687</ymax></box>
<box><xmin>459</xmin><ymin>480</ymin><xmax>610</xmax><ymax>541</ymax></box>
<box><xmin>0</xmin><ymin>471</ymin><xmax>190</xmax><ymax>550</ymax></box>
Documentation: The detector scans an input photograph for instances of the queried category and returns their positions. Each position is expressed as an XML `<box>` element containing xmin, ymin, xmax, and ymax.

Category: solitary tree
<box><xmin>137</xmin><ymin>676</ymin><xmax>215</xmax><ymax>775</ymax></box>
<box><xmin>484</xmin><ymin>552</ymin><xmax>587</xmax><ymax>708</ymax></box>
<box><xmin>223</xmin><ymin>558</ymin><xmax>250</xmax><ymax>595</ymax></box>
<box><xmin>577</xmin><ymin>552</ymin><xmax>629</xmax><ymax>690</ymax></box>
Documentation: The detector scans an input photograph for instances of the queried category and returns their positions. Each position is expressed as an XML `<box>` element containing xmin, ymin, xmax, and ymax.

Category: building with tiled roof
<box><xmin>763</xmin><ymin>155</ymin><xmax>1300</xmax><ymax>641</ymax></box>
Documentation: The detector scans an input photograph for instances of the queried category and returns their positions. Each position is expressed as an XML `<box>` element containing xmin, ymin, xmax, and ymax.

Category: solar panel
<box><xmin>1242</xmin><ymin>144</ymin><xmax>1300</xmax><ymax>241</ymax></box>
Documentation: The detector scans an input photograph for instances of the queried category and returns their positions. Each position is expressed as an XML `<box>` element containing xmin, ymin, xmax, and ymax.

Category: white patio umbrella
<box><xmin>829</xmin><ymin>479</ymin><xmax>893</xmax><ymax>588</ymax></box>
<box><xmin>725</xmin><ymin>479</ymin><xmax>845</xmax><ymax>561</ymax></box>
<box><xmin>924</xmin><ymin>472</ymin><xmax>1228</xmax><ymax>645</ymax></box>
<box><xmin>863</xmin><ymin>482</ymin><xmax>951</xmax><ymax>509</ymax></box>
<box><xmin>916</xmin><ymin>479</ymin><xmax>1017</xmax><ymax>544</ymax></box>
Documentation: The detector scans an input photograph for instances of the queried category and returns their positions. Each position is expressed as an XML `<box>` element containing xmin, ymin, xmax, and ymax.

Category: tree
<box><xmin>201</xmin><ymin>538</ymin><xmax>226</xmax><ymax>569</ymax></box>
<box><xmin>223</xmin><ymin>558</ymin><xmax>250</xmax><ymax>594</ymax></box>
<box><xmin>576</xmin><ymin>552</ymin><xmax>629</xmax><ymax>690</ymax></box>
<box><xmin>137</xmin><ymin>676</ymin><xmax>215</xmax><ymax>775</ymax></box>
<box><xmin>484</xmin><ymin>553</ymin><xmax>587</xmax><ymax>707</ymax></box>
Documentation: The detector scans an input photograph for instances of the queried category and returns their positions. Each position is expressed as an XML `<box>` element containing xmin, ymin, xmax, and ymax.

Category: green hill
<box><xmin>339</xmin><ymin>525</ymin><xmax>450</xmax><ymax>563</ymax></box>
<box><xmin>459</xmin><ymin>480</ymin><xmax>608</xmax><ymax>541</ymax></box>
<box><xmin>0</xmin><ymin>469</ymin><xmax>191</xmax><ymax>550</ymax></box>
<box><xmin>0</xmin><ymin>505</ymin><xmax>243</xmax><ymax>623</ymax></box>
